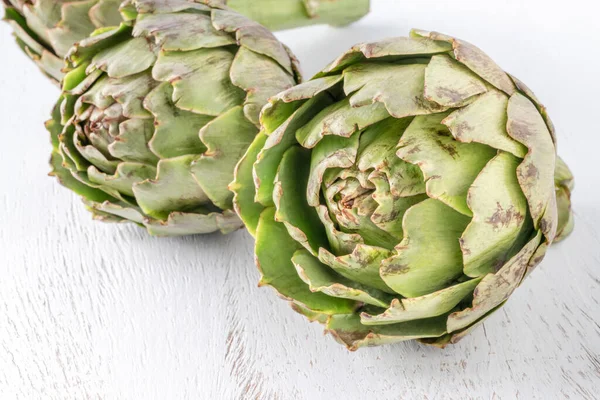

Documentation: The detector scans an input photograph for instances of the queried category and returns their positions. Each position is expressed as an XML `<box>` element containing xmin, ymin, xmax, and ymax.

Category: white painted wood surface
<box><xmin>1</xmin><ymin>1</ymin><xmax>599</xmax><ymax>398</ymax></box>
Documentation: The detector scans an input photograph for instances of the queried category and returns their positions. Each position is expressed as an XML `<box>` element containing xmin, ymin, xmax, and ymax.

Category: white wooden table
<box><xmin>1</xmin><ymin>1</ymin><xmax>599</xmax><ymax>398</ymax></box>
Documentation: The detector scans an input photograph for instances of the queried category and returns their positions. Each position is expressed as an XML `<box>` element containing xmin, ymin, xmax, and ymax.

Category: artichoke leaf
<box><xmin>67</xmin><ymin>24</ymin><xmax>133</xmax><ymax>68</ymax></box>
<box><xmin>192</xmin><ymin>106</ymin><xmax>257</xmax><ymax>210</ymax></box>
<box><xmin>79</xmin><ymin>75</ymin><xmax>114</xmax><ymax>109</ymax></box>
<box><xmin>108</xmin><ymin>118</ymin><xmax>160</xmax><ymax>165</ymax></box>
<box><xmin>152</xmin><ymin>47</ymin><xmax>245</xmax><ymax>116</ymax></box>
<box><xmin>318</xmin><ymin>245</ymin><xmax>394</xmax><ymax>293</ymax></box>
<box><xmin>91</xmin><ymin>36</ymin><xmax>158</xmax><ymax>78</ymax></box>
<box><xmin>344</xmin><ymin>62</ymin><xmax>447</xmax><ymax>119</ymax></box>
<box><xmin>83</xmin><ymin>198</ymin><xmax>146</xmax><ymax>224</ymax></box>
<box><xmin>290</xmin><ymin>303</ymin><xmax>330</xmax><ymax>325</ymax></box>
<box><xmin>4</xmin><ymin>6</ymin><xmax>52</xmax><ymax>54</ymax></box>
<box><xmin>315</xmin><ymin>205</ymin><xmax>364</xmax><ymax>256</ymax></box>
<box><xmin>231</xmin><ymin>47</ymin><xmax>296</xmax><ymax>126</ymax></box>
<box><xmin>421</xmin><ymin>301</ymin><xmax>506</xmax><ymax>348</ymax></box>
<box><xmin>230</xmin><ymin>132</ymin><xmax>268</xmax><ymax>236</ymax></box>
<box><xmin>50</xmin><ymin>151</ymin><xmax>117</xmax><ymax>204</ymax></box>
<box><xmin>381</xmin><ymin>199</ymin><xmax>471</xmax><ymax>298</ymax></box>
<box><xmin>274</xmin><ymin>146</ymin><xmax>329</xmax><ymax>255</ymax></box>
<box><xmin>447</xmin><ymin>231</ymin><xmax>542</xmax><ymax>333</ymax></box>
<box><xmin>102</xmin><ymin>72</ymin><xmax>156</xmax><ymax>119</ymax></box>
<box><xmin>397</xmin><ymin>113</ymin><xmax>496</xmax><ymax>216</ymax></box>
<box><xmin>89</xmin><ymin>0</ymin><xmax>123</xmax><ymax>28</ymax></box>
<box><xmin>307</xmin><ymin>131</ymin><xmax>360</xmax><ymax>207</ymax></box>
<box><xmin>320</xmin><ymin>36</ymin><xmax>453</xmax><ymax>75</ymax></box>
<box><xmin>296</xmin><ymin>97</ymin><xmax>390</xmax><ymax>149</ymax></box>
<box><xmin>88</xmin><ymin>162</ymin><xmax>157</xmax><ymax>197</ymax></box>
<box><xmin>525</xmin><ymin>241</ymin><xmax>549</xmax><ymax>278</ymax></box>
<box><xmin>507</xmin><ymin>93</ymin><xmax>558</xmax><ymax>242</ymax></box>
<box><xmin>361</xmin><ymin>278</ymin><xmax>482</xmax><ymax>325</ymax></box>
<box><xmin>211</xmin><ymin>8</ymin><xmax>294</xmax><ymax>75</ymax></box>
<box><xmin>144</xmin><ymin>209</ymin><xmax>242</xmax><ymax>236</ymax></box>
<box><xmin>509</xmin><ymin>74</ymin><xmax>557</xmax><ymax>145</ymax></box>
<box><xmin>255</xmin><ymin>208</ymin><xmax>357</xmax><ymax>314</ymax></box>
<box><xmin>555</xmin><ymin>156</ymin><xmax>575</xmax><ymax>191</ymax></box>
<box><xmin>555</xmin><ymin>185</ymin><xmax>574</xmax><ymax>243</ymax></box>
<box><xmin>133</xmin><ymin>155</ymin><xmax>210</xmax><ymax>220</ymax></box>
<box><xmin>326</xmin><ymin>313</ymin><xmax>448</xmax><ymax>351</ymax></box>
<box><xmin>461</xmin><ymin>152</ymin><xmax>532</xmax><ymax>277</ymax></box>
<box><xmin>261</xmin><ymin>75</ymin><xmax>343</xmax><ymax>133</ymax></box>
<box><xmin>292</xmin><ymin>249</ymin><xmax>394</xmax><ymax>308</ymax></box>
<box><xmin>424</xmin><ymin>54</ymin><xmax>488</xmax><ymax>107</ymax></box>
<box><xmin>146</xmin><ymin>82</ymin><xmax>212</xmax><ymax>158</ymax></box>
<box><xmin>411</xmin><ymin>29</ymin><xmax>516</xmax><ymax>96</ymax></box>
<box><xmin>442</xmin><ymin>90</ymin><xmax>527</xmax><ymax>158</ymax></box>
<box><xmin>47</xmin><ymin>0</ymin><xmax>98</xmax><ymax>57</ymax></box>
<box><xmin>133</xmin><ymin>12</ymin><xmax>235</xmax><ymax>51</ymax></box>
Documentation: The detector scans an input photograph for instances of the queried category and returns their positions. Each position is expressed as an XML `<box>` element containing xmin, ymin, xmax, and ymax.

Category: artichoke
<box><xmin>2</xmin><ymin>0</ymin><xmax>370</xmax><ymax>83</ymax></box>
<box><xmin>47</xmin><ymin>0</ymin><xmax>301</xmax><ymax>236</ymax></box>
<box><xmin>231</xmin><ymin>29</ymin><xmax>574</xmax><ymax>349</ymax></box>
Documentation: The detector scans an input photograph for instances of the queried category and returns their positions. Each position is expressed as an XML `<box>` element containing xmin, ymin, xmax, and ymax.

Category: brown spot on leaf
<box><xmin>435</xmin><ymin>87</ymin><xmax>464</xmax><ymax>104</ymax></box>
<box><xmin>407</xmin><ymin>145</ymin><xmax>421</xmax><ymax>155</ymax></box>
<box><xmin>382</xmin><ymin>262</ymin><xmax>410</xmax><ymax>275</ymax></box>
<box><xmin>460</xmin><ymin>237</ymin><xmax>472</xmax><ymax>256</ymax></box>
<box><xmin>453</xmin><ymin>120</ymin><xmax>474</xmax><ymax>139</ymax></box>
<box><xmin>435</xmin><ymin>139</ymin><xmax>458</xmax><ymax>158</ymax></box>
<box><xmin>327</xmin><ymin>328</ymin><xmax>369</xmax><ymax>351</ymax></box>
<box><xmin>413</xmin><ymin>95</ymin><xmax>446</xmax><ymax>113</ymax></box>
<box><xmin>524</xmin><ymin>163</ymin><xmax>539</xmax><ymax>179</ymax></box>
<box><xmin>508</xmin><ymin>120</ymin><xmax>532</xmax><ymax>140</ymax></box>
<box><xmin>485</xmin><ymin>202</ymin><xmax>524</xmax><ymax>229</ymax></box>
<box><xmin>493</xmin><ymin>257</ymin><xmax>506</xmax><ymax>272</ymax></box>
<box><xmin>540</xmin><ymin>218</ymin><xmax>553</xmax><ymax>237</ymax></box>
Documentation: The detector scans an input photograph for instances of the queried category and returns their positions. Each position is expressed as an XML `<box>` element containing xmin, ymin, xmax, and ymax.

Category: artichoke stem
<box><xmin>224</xmin><ymin>0</ymin><xmax>370</xmax><ymax>31</ymax></box>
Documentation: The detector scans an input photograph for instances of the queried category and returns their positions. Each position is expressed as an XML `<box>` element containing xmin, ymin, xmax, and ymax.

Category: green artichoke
<box><xmin>231</xmin><ymin>29</ymin><xmax>574</xmax><ymax>349</ymax></box>
<box><xmin>2</xmin><ymin>0</ymin><xmax>370</xmax><ymax>83</ymax></box>
<box><xmin>47</xmin><ymin>0</ymin><xmax>301</xmax><ymax>236</ymax></box>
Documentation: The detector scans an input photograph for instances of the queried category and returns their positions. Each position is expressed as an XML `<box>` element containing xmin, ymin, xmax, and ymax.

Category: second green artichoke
<box><xmin>231</xmin><ymin>29</ymin><xmax>574</xmax><ymax>349</ymax></box>
<box><xmin>48</xmin><ymin>0</ymin><xmax>301</xmax><ymax>235</ymax></box>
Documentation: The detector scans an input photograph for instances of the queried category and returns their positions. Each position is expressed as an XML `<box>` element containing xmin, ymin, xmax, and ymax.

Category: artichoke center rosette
<box><xmin>47</xmin><ymin>0</ymin><xmax>301</xmax><ymax>236</ymax></box>
<box><xmin>231</xmin><ymin>29</ymin><xmax>574</xmax><ymax>349</ymax></box>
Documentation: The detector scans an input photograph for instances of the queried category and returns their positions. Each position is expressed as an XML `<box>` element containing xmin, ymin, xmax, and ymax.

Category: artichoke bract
<box><xmin>47</xmin><ymin>0</ymin><xmax>301</xmax><ymax>236</ymax></box>
<box><xmin>2</xmin><ymin>0</ymin><xmax>370</xmax><ymax>83</ymax></box>
<box><xmin>231</xmin><ymin>29</ymin><xmax>574</xmax><ymax>349</ymax></box>
<box><xmin>2</xmin><ymin>0</ymin><xmax>123</xmax><ymax>82</ymax></box>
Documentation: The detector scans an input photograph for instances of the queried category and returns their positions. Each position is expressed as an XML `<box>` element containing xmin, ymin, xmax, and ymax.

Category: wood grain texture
<box><xmin>1</xmin><ymin>1</ymin><xmax>599</xmax><ymax>399</ymax></box>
